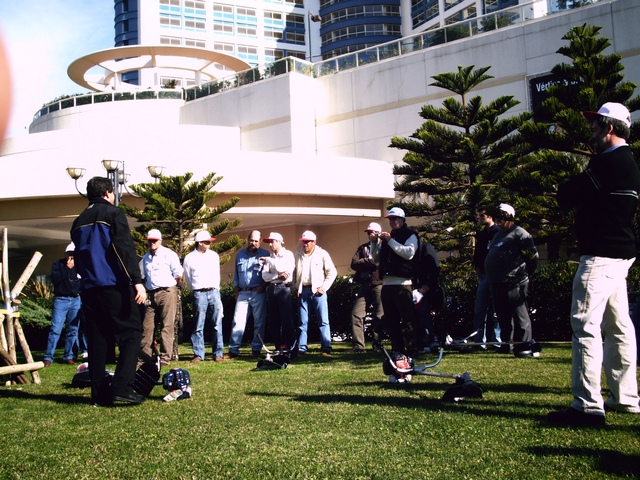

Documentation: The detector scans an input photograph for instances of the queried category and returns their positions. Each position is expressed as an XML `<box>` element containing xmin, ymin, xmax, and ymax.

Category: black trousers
<box><xmin>81</xmin><ymin>285</ymin><xmax>142</xmax><ymax>403</ymax></box>
<box><xmin>381</xmin><ymin>284</ymin><xmax>415</xmax><ymax>354</ymax></box>
<box><xmin>490</xmin><ymin>281</ymin><xmax>532</xmax><ymax>346</ymax></box>
<box><xmin>266</xmin><ymin>284</ymin><xmax>295</xmax><ymax>349</ymax></box>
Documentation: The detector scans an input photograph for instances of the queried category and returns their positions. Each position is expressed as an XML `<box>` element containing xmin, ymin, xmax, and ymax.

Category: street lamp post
<box><xmin>307</xmin><ymin>11</ymin><xmax>322</xmax><ymax>62</ymax></box>
<box><xmin>66</xmin><ymin>161</ymin><xmax>164</xmax><ymax>206</ymax></box>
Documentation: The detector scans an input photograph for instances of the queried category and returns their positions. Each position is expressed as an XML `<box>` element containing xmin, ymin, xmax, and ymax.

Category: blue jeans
<box><xmin>472</xmin><ymin>274</ymin><xmax>501</xmax><ymax>343</ymax></box>
<box><xmin>44</xmin><ymin>296</ymin><xmax>81</xmax><ymax>361</ymax></box>
<box><xmin>298</xmin><ymin>287</ymin><xmax>332</xmax><ymax>352</ymax></box>
<box><xmin>228</xmin><ymin>290</ymin><xmax>267</xmax><ymax>354</ymax></box>
<box><xmin>191</xmin><ymin>289</ymin><xmax>223</xmax><ymax>359</ymax></box>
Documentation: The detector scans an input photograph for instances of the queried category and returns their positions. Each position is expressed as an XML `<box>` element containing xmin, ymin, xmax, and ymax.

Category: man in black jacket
<box><xmin>549</xmin><ymin>103</ymin><xmax>640</xmax><ymax>426</ymax></box>
<box><xmin>373</xmin><ymin>207</ymin><xmax>419</xmax><ymax>355</ymax></box>
<box><xmin>71</xmin><ymin>177</ymin><xmax>147</xmax><ymax>406</ymax></box>
<box><xmin>349</xmin><ymin>222</ymin><xmax>384</xmax><ymax>352</ymax></box>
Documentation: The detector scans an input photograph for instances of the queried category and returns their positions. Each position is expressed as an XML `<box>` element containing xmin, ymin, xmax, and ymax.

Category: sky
<box><xmin>0</xmin><ymin>1</ymin><xmax>114</xmax><ymax>138</ymax></box>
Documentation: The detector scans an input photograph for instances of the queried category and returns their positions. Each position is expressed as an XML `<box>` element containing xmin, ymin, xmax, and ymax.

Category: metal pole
<box><xmin>307</xmin><ymin>14</ymin><xmax>312</xmax><ymax>62</ymax></box>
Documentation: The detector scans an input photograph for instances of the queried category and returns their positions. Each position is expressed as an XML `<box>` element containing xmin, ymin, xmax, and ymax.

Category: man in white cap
<box><xmin>182</xmin><ymin>230</ymin><xmax>223</xmax><ymax>362</ymax></box>
<box><xmin>43</xmin><ymin>242</ymin><xmax>82</xmax><ymax>366</ymax></box>
<box><xmin>261</xmin><ymin>232</ymin><xmax>296</xmax><ymax>352</ymax></box>
<box><xmin>372</xmin><ymin>207</ymin><xmax>419</xmax><ymax>355</ymax></box>
<box><xmin>293</xmin><ymin>230</ymin><xmax>337</xmax><ymax>356</ymax></box>
<box><xmin>139</xmin><ymin>229</ymin><xmax>183</xmax><ymax>366</ymax></box>
<box><xmin>224</xmin><ymin>230</ymin><xmax>270</xmax><ymax>358</ymax></box>
<box><xmin>484</xmin><ymin>203</ymin><xmax>538</xmax><ymax>358</ymax></box>
<box><xmin>549</xmin><ymin>102</ymin><xmax>640</xmax><ymax>426</ymax></box>
<box><xmin>349</xmin><ymin>222</ymin><xmax>384</xmax><ymax>352</ymax></box>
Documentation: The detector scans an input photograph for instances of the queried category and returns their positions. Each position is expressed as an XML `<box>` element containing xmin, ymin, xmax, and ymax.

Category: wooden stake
<box><xmin>10</xmin><ymin>251</ymin><xmax>43</xmax><ymax>298</ymax></box>
<box><xmin>2</xmin><ymin>228</ymin><xmax>15</xmax><ymax>362</ymax></box>
<box><xmin>13</xmin><ymin>318</ymin><xmax>40</xmax><ymax>384</ymax></box>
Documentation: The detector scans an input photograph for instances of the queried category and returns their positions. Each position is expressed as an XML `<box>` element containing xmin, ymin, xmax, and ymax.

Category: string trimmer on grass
<box><xmin>381</xmin><ymin>345</ymin><xmax>483</xmax><ymax>402</ymax></box>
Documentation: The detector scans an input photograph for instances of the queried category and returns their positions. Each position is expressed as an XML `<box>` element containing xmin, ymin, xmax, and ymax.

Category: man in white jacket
<box><xmin>293</xmin><ymin>231</ymin><xmax>337</xmax><ymax>356</ymax></box>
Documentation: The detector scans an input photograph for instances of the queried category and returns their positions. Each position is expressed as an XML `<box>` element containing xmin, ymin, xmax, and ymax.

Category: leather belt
<box><xmin>148</xmin><ymin>286</ymin><xmax>172</xmax><ymax>293</ymax></box>
<box><xmin>239</xmin><ymin>286</ymin><xmax>262</xmax><ymax>291</ymax></box>
<box><xmin>193</xmin><ymin>287</ymin><xmax>214</xmax><ymax>292</ymax></box>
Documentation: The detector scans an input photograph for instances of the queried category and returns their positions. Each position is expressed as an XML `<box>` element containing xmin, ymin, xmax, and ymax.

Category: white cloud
<box><xmin>0</xmin><ymin>0</ymin><xmax>113</xmax><ymax>137</ymax></box>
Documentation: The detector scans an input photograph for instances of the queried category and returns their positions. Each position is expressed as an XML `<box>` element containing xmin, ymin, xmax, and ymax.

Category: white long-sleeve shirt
<box><xmin>182</xmin><ymin>248</ymin><xmax>220</xmax><ymax>291</ymax></box>
<box><xmin>261</xmin><ymin>247</ymin><xmax>295</xmax><ymax>284</ymax></box>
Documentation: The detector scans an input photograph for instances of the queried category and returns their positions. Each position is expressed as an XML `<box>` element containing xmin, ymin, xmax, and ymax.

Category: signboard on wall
<box><xmin>527</xmin><ymin>72</ymin><xmax>579</xmax><ymax>121</ymax></box>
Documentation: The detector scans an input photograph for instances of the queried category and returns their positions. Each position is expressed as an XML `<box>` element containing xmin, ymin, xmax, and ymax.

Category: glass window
<box><xmin>237</xmin><ymin>23</ymin><xmax>257</xmax><ymax>37</ymax></box>
<box><xmin>214</xmin><ymin>42</ymin><xmax>234</xmax><ymax>53</ymax></box>
<box><xmin>184</xmin><ymin>15</ymin><xmax>206</xmax><ymax>30</ymax></box>
<box><xmin>160</xmin><ymin>13</ymin><xmax>181</xmax><ymax>28</ymax></box>
<box><xmin>213</xmin><ymin>20</ymin><xmax>234</xmax><ymax>35</ymax></box>
<box><xmin>285</xmin><ymin>32</ymin><xmax>305</xmax><ymax>44</ymax></box>
<box><xmin>160</xmin><ymin>36</ymin><xmax>182</xmax><ymax>45</ymax></box>
<box><xmin>286</xmin><ymin>13</ymin><xmax>305</xmax><ymax>28</ymax></box>
<box><xmin>185</xmin><ymin>38</ymin><xmax>206</xmax><ymax>47</ymax></box>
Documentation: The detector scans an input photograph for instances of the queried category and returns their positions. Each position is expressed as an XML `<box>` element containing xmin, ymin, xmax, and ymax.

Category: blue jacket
<box><xmin>71</xmin><ymin>198</ymin><xmax>143</xmax><ymax>290</ymax></box>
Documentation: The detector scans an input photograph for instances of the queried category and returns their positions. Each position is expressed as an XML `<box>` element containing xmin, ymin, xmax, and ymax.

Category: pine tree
<box><xmin>120</xmin><ymin>171</ymin><xmax>243</xmax><ymax>263</ymax></box>
<box><xmin>513</xmin><ymin>23</ymin><xmax>639</xmax><ymax>258</ymax></box>
<box><xmin>389</xmin><ymin>65</ymin><xmax>532</xmax><ymax>255</ymax></box>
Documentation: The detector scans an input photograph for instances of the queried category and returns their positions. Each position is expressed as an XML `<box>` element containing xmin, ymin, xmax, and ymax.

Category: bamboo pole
<box><xmin>7</xmin><ymin>251</ymin><xmax>44</xmax><ymax>384</ymax></box>
<box><xmin>0</xmin><ymin>361</ymin><xmax>44</xmax><ymax>376</ymax></box>
<box><xmin>0</xmin><ymin>346</ymin><xmax>30</xmax><ymax>384</ymax></box>
<box><xmin>2</xmin><ymin>229</ymin><xmax>15</xmax><ymax>362</ymax></box>
<box><xmin>13</xmin><ymin>315</ymin><xmax>40</xmax><ymax>384</ymax></box>
<box><xmin>10</xmin><ymin>251</ymin><xmax>42</xmax><ymax>298</ymax></box>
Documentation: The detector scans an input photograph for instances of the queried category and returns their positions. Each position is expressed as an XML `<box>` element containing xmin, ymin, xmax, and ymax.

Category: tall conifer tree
<box><xmin>389</xmin><ymin>65</ymin><xmax>531</xmax><ymax>256</ymax></box>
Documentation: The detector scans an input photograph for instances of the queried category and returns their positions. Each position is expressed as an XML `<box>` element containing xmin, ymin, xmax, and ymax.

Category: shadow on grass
<box><xmin>0</xmin><ymin>387</ymin><xmax>87</xmax><ymax>405</ymax></box>
<box><xmin>527</xmin><ymin>446</ymin><xmax>640</xmax><ymax>477</ymax></box>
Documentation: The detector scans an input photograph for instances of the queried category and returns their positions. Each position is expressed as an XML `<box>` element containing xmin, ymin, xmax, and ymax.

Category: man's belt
<box><xmin>148</xmin><ymin>286</ymin><xmax>174</xmax><ymax>293</ymax></box>
<box><xmin>193</xmin><ymin>287</ymin><xmax>214</xmax><ymax>292</ymax></box>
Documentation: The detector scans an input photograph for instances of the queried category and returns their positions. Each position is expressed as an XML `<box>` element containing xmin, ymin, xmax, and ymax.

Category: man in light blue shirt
<box><xmin>140</xmin><ymin>229</ymin><xmax>183</xmax><ymax>366</ymax></box>
<box><xmin>225</xmin><ymin>230</ymin><xmax>270</xmax><ymax>358</ymax></box>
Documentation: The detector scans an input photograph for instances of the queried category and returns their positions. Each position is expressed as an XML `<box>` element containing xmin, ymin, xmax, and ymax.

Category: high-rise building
<box><xmin>114</xmin><ymin>0</ymin><xmax>574</xmax><ymax>86</ymax></box>
<box><xmin>115</xmin><ymin>0</ymin><xmax>310</xmax><ymax>87</ymax></box>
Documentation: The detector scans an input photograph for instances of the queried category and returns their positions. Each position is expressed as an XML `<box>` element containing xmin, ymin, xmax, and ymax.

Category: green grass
<box><xmin>1</xmin><ymin>343</ymin><xmax>639</xmax><ymax>479</ymax></box>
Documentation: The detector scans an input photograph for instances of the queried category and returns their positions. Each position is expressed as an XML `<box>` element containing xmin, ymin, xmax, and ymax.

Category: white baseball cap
<box><xmin>65</xmin><ymin>242</ymin><xmax>75</xmax><ymax>253</ymax></box>
<box><xmin>365</xmin><ymin>222</ymin><xmax>382</xmax><ymax>233</ymax></box>
<box><xmin>385</xmin><ymin>207</ymin><xmax>405</xmax><ymax>218</ymax></box>
<box><xmin>263</xmin><ymin>232</ymin><xmax>284</xmax><ymax>243</ymax></box>
<box><xmin>583</xmin><ymin>102</ymin><xmax>631</xmax><ymax>128</ymax></box>
<box><xmin>194</xmin><ymin>230</ymin><xmax>216</xmax><ymax>242</ymax></box>
<box><xmin>498</xmin><ymin>203</ymin><xmax>515</xmax><ymax>219</ymax></box>
<box><xmin>146</xmin><ymin>229</ymin><xmax>162</xmax><ymax>241</ymax></box>
<box><xmin>300</xmin><ymin>230</ymin><xmax>317</xmax><ymax>242</ymax></box>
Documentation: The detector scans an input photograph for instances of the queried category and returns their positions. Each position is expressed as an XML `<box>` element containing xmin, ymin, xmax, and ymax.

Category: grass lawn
<box><xmin>1</xmin><ymin>342</ymin><xmax>639</xmax><ymax>479</ymax></box>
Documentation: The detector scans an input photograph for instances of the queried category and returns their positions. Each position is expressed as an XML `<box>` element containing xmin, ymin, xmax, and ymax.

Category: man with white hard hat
<box><xmin>43</xmin><ymin>242</ymin><xmax>82</xmax><ymax>366</ymax></box>
<box><xmin>293</xmin><ymin>230</ymin><xmax>337</xmax><ymax>356</ymax></box>
<box><xmin>183</xmin><ymin>230</ymin><xmax>223</xmax><ymax>363</ymax></box>
<box><xmin>372</xmin><ymin>207</ymin><xmax>420</xmax><ymax>355</ymax></box>
<box><xmin>261</xmin><ymin>232</ymin><xmax>296</xmax><ymax>352</ymax></box>
<box><xmin>549</xmin><ymin>102</ymin><xmax>640</xmax><ymax>426</ymax></box>
<box><xmin>349</xmin><ymin>222</ymin><xmax>384</xmax><ymax>352</ymax></box>
<box><xmin>484</xmin><ymin>203</ymin><xmax>538</xmax><ymax>358</ymax></box>
<box><xmin>139</xmin><ymin>229</ymin><xmax>183</xmax><ymax>366</ymax></box>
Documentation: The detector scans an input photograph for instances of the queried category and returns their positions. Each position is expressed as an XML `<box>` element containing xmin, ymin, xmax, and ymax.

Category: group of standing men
<box><xmin>225</xmin><ymin>229</ymin><xmax>337</xmax><ymax>359</ymax></box>
<box><xmin>65</xmin><ymin>175</ymin><xmax>341</xmax><ymax>406</ymax></box>
<box><xmin>349</xmin><ymin>208</ymin><xmax>441</xmax><ymax>357</ymax></box>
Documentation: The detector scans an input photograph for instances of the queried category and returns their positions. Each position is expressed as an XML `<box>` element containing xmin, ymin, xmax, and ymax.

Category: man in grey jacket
<box><xmin>484</xmin><ymin>203</ymin><xmax>538</xmax><ymax>358</ymax></box>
